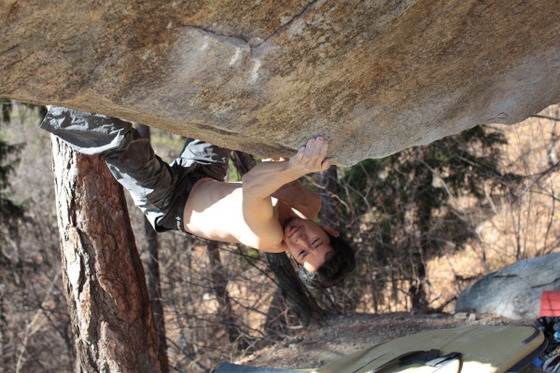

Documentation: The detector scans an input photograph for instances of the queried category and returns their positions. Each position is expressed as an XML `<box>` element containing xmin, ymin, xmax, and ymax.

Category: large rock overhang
<box><xmin>2</xmin><ymin>0</ymin><xmax>559</xmax><ymax>165</ymax></box>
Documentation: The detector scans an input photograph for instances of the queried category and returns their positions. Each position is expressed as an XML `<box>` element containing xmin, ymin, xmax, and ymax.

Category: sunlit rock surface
<box><xmin>2</xmin><ymin>0</ymin><xmax>559</xmax><ymax>165</ymax></box>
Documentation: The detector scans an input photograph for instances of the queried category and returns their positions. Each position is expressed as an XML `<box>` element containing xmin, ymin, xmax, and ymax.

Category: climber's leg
<box><xmin>172</xmin><ymin>139</ymin><xmax>231</xmax><ymax>181</ymax></box>
<box><xmin>40</xmin><ymin>106</ymin><xmax>197</xmax><ymax>232</ymax></box>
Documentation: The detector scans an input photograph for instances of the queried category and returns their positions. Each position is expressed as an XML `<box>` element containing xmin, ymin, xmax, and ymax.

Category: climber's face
<box><xmin>283</xmin><ymin>218</ymin><xmax>336</xmax><ymax>272</ymax></box>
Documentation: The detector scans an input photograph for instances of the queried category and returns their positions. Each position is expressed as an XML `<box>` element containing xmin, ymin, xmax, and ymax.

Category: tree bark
<box><xmin>315</xmin><ymin>166</ymin><xmax>340</xmax><ymax>228</ymax></box>
<box><xmin>137</xmin><ymin>125</ymin><xmax>169</xmax><ymax>369</ymax></box>
<box><xmin>50</xmin><ymin>137</ymin><xmax>167</xmax><ymax>373</ymax></box>
<box><xmin>264</xmin><ymin>253</ymin><xmax>325</xmax><ymax>326</ymax></box>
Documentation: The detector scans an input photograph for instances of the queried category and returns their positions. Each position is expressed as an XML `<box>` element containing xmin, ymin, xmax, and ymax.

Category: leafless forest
<box><xmin>0</xmin><ymin>102</ymin><xmax>559</xmax><ymax>372</ymax></box>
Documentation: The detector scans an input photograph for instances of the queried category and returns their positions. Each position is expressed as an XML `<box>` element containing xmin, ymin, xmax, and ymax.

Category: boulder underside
<box><xmin>2</xmin><ymin>0</ymin><xmax>560</xmax><ymax>165</ymax></box>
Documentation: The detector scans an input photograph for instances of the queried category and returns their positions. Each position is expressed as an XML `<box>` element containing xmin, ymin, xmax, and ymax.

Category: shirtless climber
<box><xmin>40</xmin><ymin>106</ymin><xmax>355</xmax><ymax>288</ymax></box>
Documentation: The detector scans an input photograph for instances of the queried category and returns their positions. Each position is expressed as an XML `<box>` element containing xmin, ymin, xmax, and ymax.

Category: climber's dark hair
<box><xmin>297</xmin><ymin>232</ymin><xmax>356</xmax><ymax>289</ymax></box>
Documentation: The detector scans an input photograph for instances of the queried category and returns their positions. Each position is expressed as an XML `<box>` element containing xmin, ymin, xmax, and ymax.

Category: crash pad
<box><xmin>215</xmin><ymin>324</ymin><xmax>546</xmax><ymax>373</ymax></box>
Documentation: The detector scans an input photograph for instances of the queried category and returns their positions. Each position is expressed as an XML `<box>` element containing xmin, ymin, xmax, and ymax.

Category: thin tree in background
<box><xmin>0</xmin><ymin>101</ymin><xmax>27</xmax><ymax>371</ymax></box>
<box><xmin>0</xmin><ymin>139</ymin><xmax>25</xmax><ymax>248</ymax></box>
<box><xmin>206</xmin><ymin>239</ymin><xmax>241</xmax><ymax>345</ymax></box>
<box><xmin>315</xmin><ymin>165</ymin><xmax>340</xmax><ymax>229</ymax></box>
<box><xmin>50</xmin><ymin>136</ymin><xmax>168</xmax><ymax>372</ymax></box>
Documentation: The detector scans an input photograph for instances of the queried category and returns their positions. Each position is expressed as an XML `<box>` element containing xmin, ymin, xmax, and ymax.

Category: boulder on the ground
<box><xmin>455</xmin><ymin>253</ymin><xmax>560</xmax><ymax>320</ymax></box>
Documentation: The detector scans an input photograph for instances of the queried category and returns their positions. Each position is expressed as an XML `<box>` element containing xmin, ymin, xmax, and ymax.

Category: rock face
<box><xmin>1</xmin><ymin>1</ymin><xmax>560</xmax><ymax>165</ymax></box>
<box><xmin>455</xmin><ymin>253</ymin><xmax>560</xmax><ymax>320</ymax></box>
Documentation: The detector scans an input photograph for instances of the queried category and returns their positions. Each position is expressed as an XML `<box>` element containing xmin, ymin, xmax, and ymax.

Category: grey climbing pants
<box><xmin>40</xmin><ymin>106</ymin><xmax>231</xmax><ymax>232</ymax></box>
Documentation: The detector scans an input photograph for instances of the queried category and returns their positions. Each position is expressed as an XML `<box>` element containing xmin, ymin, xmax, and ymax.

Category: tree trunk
<box><xmin>315</xmin><ymin>166</ymin><xmax>340</xmax><ymax>228</ymax></box>
<box><xmin>50</xmin><ymin>137</ymin><xmax>167</xmax><ymax>373</ymax></box>
<box><xmin>264</xmin><ymin>253</ymin><xmax>325</xmax><ymax>326</ymax></box>
<box><xmin>137</xmin><ymin>125</ymin><xmax>169</xmax><ymax>369</ymax></box>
